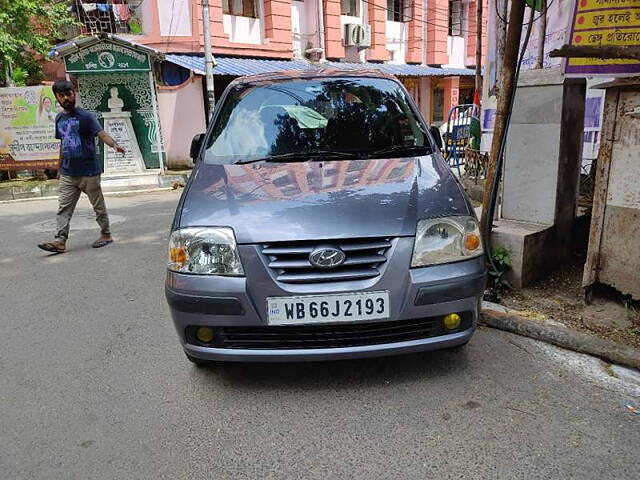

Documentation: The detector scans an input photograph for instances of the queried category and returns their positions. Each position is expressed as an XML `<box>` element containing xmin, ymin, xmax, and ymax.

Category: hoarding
<box><xmin>565</xmin><ymin>0</ymin><xmax>640</xmax><ymax>76</ymax></box>
<box><xmin>0</xmin><ymin>86</ymin><xmax>61</xmax><ymax>170</ymax></box>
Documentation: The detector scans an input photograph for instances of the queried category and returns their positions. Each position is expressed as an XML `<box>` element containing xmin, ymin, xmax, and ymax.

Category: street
<box><xmin>1</xmin><ymin>191</ymin><xmax>639</xmax><ymax>479</ymax></box>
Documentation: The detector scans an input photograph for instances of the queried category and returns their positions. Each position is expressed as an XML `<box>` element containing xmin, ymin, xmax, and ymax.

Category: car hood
<box><xmin>178</xmin><ymin>156</ymin><xmax>471</xmax><ymax>243</ymax></box>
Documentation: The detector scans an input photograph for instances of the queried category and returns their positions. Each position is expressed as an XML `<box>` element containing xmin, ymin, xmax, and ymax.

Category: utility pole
<box><xmin>535</xmin><ymin>0</ymin><xmax>547</xmax><ymax>69</ymax></box>
<box><xmin>480</xmin><ymin>0</ymin><xmax>527</xmax><ymax>232</ymax></box>
<box><xmin>475</xmin><ymin>0</ymin><xmax>483</xmax><ymax>91</ymax></box>
<box><xmin>202</xmin><ymin>0</ymin><xmax>216</xmax><ymax>122</ymax></box>
<box><xmin>495</xmin><ymin>0</ymin><xmax>507</xmax><ymax>92</ymax></box>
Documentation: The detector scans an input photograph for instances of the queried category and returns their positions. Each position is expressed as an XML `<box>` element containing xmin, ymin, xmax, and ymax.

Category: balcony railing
<box><xmin>71</xmin><ymin>0</ymin><xmax>144</xmax><ymax>35</ymax></box>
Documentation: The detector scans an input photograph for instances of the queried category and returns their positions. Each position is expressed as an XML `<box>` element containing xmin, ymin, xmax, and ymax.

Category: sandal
<box><xmin>92</xmin><ymin>239</ymin><xmax>113</xmax><ymax>248</ymax></box>
<box><xmin>38</xmin><ymin>242</ymin><xmax>66</xmax><ymax>254</ymax></box>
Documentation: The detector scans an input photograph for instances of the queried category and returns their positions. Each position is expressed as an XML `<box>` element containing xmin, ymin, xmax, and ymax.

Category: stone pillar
<box><xmin>406</xmin><ymin>0</ymin><xmax>423</xmax><ymax>64</ymax></box>
<box><xmin>263</xmin><ymin>0</ymin><xmax>292</xmax><ymax>45</ymax></box>
<box><xmin>427</xmin><ymin>0</ymin><xmax>449</xmax><ymax>65</ymax></box>
<box><xmin>366</xmin><ymin>0</ymin><xmax>388</xmax><ymax>62</ymax></box>
<box><xmin>443</xmin><ymin>76</ymin><xmax>461</xmax><ymax>119</ymax></box>
<box><xmin>323</xmin><ymin>0</ymin><xmax>345</xmax><ymax>59</ymax></box>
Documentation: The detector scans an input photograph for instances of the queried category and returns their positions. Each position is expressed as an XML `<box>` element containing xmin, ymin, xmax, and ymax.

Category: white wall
<box><xmin>223</xmin><ymin>14</ymin><xmax>263</xmax><ymax>44</ymax></box>
<box><xmin>158</xmin><ymin>0</ymin><xmax>192</xmax><ymax>37</ymax></box>
<box><xmin>291</xmin><ymin>0</ymin><xmax>318</xmax><ymax>58</ymax></box>
<box><xmin>445</xmin><ymin>36</ymin><xmax>466</xmax><ymax>68</ymax></box>
<box><xmin>157</xmin><ymin>77</ymin><xmax>207</xmax><ymax>169</ymax></box>
<box><xmin>386</xmin><ymin>21</ymin><xmax>407</xmax><ymax>64</ymax></box>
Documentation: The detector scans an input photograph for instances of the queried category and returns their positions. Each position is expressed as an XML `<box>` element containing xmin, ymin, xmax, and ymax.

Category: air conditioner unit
<box><xmin>344</xmin><ymin>24</ymin><xmax>371</xmax><ymax>48</ymax></box>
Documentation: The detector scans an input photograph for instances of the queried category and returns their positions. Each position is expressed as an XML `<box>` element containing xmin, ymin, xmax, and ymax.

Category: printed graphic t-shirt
<box><xmin>55</xmin><ymin>108</ymin><xmax>103</xmax><ymax>176</ymax></box>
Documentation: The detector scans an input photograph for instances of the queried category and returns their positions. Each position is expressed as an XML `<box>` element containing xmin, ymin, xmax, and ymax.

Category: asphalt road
<box><xmin>1</xmin><ymin>191</ymin><xmax>639</xmax><ymax>479</ymax></box>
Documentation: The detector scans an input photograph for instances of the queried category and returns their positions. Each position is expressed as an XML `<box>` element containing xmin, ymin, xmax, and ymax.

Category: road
<box><xmin>1</xmin><ymin>191</ymin><xmax>639</xmax><ymax>479</ymax></box>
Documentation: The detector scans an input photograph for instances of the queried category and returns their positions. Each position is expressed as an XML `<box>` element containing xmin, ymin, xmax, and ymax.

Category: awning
<box><xmin>50</xmin><ymin>34</ymin><xmax>165</xmax><ymax>61</ymax></box>
<box><xmin>325</xmin><ymin>62</ymin><xmax>475</xmax><ymax>77</ymax></box>
<box><xmin>165</xmin><ymin>54</ymin><xmax>475</xmax><ymax>78</ymax></box>
<box><xmin>166</xmin><ymin>55</ymin><xmax>311</xmax><ymax>76</ymax></box>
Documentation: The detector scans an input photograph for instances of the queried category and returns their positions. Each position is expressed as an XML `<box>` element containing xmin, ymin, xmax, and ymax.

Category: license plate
<box><xmin>267</xmin><ymin>291</ymin><xmax>390</xmax><ymax>325</ymax></box>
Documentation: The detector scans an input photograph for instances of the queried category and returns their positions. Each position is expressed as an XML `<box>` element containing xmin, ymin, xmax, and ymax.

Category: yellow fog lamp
<box><xmin>443</xmin><ymin>313</ymin><xmax>462</xmax><ymax>331</ymax></box>
<box><xmin>196</xmin><ymin>327</ymin><xmax>215</xmax><ymax>343</ymax></box>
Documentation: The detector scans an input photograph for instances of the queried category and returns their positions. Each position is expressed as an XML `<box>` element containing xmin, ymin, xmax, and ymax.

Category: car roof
<box><xmin>228</xmin><ymin>67</ymin><xmax>399</xmax><ymax>87</ymax></box>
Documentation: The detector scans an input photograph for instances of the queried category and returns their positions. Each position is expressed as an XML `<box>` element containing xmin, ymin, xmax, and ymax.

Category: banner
<box><xmin>565</xmin><ymin>0</ymin><xmax>640</xmax><ymax>76</ymax></box>
<box><xmin>0</xmin><ymin>86</ymin><xmax>61</xmax><ymax>171</ymax></box>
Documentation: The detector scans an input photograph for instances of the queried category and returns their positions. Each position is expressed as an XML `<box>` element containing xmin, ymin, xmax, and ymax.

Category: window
<box><xmin>222</xmin><ymin>0</ymin><xmax>257</xmax><ymax>18</ymax></box>
<box><xmin>387</xmin><ymin>0</ymin><xmax>410</xmax><ymax>22</ymax></box>
<box><xmin>205</xmin><ymin>77</ymin><xmax>429</xmax><ymax>164</ymax></box>
<box><xmin>448</xmin><ymin>0</ymin><xmax>463</xmax><ymax>36</ymax></box>
<box><xmin>341</xmin><ymin>0</ymin><xmax>359</xmax><ymax>17</ymax></box>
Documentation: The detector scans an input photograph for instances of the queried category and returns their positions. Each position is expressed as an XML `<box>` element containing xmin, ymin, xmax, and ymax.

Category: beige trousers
<box><xmin>55</xmin><ymin>175</ymin><xmax>110</xmax><ymax>242</ymax></box>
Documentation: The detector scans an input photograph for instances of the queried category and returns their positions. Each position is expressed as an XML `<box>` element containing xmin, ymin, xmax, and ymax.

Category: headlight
<box><xmin>411</xmin><ymin>216</ymin><xmax>483</xmax><ymax>267</ymax></box>
<box><xmin>168</xmin><ymin>227</ymin><xmax>244</xmax><ymax>275</ymax></box>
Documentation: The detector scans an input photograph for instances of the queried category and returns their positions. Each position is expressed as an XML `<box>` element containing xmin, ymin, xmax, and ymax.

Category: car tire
<box><xmin>184</xmin><ymin>351</ymin><xmax>215</xmax><ymax>367</ymax></box>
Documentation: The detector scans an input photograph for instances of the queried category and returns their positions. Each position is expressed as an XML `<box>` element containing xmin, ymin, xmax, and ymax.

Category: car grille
<box><xmin>216</xmin><ymin>317</ymin><xmax>453</xmax><ymax>350</ymax></box>
<box><xmin>262</xmin><ymin>237</ymin><xmax>392</xmax><ymax>284</ymax></box>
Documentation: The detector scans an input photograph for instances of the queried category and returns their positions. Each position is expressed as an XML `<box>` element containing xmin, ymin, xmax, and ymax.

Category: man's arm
<box><xmin>97</xmin><ymin>130</ymin><xmax>125</xmax><ymax>154</ymax></box>
<box><xmin>56</xmin><ymin>143</ymin><xmax>62</xmax><ymax>179</ymax></box>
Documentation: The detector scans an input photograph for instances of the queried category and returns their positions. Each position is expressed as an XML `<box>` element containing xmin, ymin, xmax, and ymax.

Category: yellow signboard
<box><xmin>565</xmin><ymin>0</ymin><xmax>640</xmax><ymax>76</ymax></box>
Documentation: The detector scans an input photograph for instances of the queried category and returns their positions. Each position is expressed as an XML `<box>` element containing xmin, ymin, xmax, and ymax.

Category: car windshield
<box><xmin>203</xmin><ymin>77</ymin><xmax>430</xmax><ymax>164</ymax></box>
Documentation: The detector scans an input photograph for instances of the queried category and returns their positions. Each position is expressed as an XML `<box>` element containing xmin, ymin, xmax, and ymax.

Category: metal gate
<box><xmin>443</xmin><ymin>104</ymin><xmax>475</xmax><ymax>175</ymax></box>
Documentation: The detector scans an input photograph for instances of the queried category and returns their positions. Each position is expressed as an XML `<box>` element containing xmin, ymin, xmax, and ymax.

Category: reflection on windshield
<box><xmin>202</xmin><ymin>158</ymin><xmax>416</xmax><ymax>202</ymax></box>
<box><xmin>205</xmin><ymin>77</ymin><xmax>428</xmax><ymax>164</ymax></box>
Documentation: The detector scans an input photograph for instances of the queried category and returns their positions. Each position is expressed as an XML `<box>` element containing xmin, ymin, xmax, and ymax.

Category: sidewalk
<box><xmin>0</xmin><ymin>170</ymin><xmax>190</xmax><ymax>202</ymax></box>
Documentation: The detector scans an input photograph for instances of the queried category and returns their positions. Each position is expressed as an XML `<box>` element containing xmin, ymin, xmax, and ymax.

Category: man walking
<box><xmin>38</xmin><ymin>80</ymin><xmax>125</xmax><ymax>254</ymax></box>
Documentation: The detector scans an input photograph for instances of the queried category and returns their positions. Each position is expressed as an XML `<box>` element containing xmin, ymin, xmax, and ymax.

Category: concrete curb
<box><xmin>0</xmin><ymin>187</ymin><xmax>176</xmax><ymax>204</ymax></box>
<box><xmin>481</xmin><ymin>302</ymin><xmax>640</xmax><ymax>370</ymax></box>
<box><xmin>0</xmin><ymin>172</ymin><xmax>189</xmax><ymax>204</ymax></box>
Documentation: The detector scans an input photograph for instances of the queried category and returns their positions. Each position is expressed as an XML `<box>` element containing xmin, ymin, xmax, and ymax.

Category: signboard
<box><xmin>0</xmin><ymin>86</ymin><xmax>61</xmax><ymax>170</ymax></box>
<box><xmin>565</xmin><ymin>0</ymin><xmax>640</xmax><ymax>76</ymax></box>
<box><xmin>64</xmin><ymin>40</ymin><xmax>151</xmax><ymax>73</ymax></box>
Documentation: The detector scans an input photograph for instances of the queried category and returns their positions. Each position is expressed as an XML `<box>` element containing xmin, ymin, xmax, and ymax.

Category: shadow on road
<box><xmin>191</xmin><ymin>347</ymin><xmax>474</xmax><ymax>391</ymax></box>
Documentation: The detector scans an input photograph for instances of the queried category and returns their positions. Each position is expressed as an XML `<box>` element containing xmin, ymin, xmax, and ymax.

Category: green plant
<box><xmin>487</xmin><ymin>246</ymin><xmax>512</xmax><ymax>301</ymax></box>
<box><xmin>0</xmin><ymin>0</ymin><xmax>76</xmax><ymax>87</ymax></box>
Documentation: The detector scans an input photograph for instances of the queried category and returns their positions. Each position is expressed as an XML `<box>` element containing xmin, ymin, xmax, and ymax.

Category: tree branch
<box><xmin>549</xmin><ymin>44</ymin><xmax>640</xmax><ymax>61</ymax></box>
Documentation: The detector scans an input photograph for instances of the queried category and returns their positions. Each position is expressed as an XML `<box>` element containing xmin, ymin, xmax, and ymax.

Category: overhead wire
<box><xmin>495</xmin><ymin>0</ymin><xmax>555</xmax><ymax>26</ymax></box>
<box><xmin>360</xmin><ymin>0</ymin><xmax>484</xmax><ymax>36</ymax></box>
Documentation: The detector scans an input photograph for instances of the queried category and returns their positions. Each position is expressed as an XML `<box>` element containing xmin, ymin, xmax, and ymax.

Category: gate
<box><xmin>442</xmin><ymin>104</ymin><xmax>475</xmax><ymax>175</ymax></box>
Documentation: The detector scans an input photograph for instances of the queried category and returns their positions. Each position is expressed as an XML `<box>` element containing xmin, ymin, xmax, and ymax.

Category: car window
<box><xmin>204</xmin><ymin>77</ymin><xmax>429</xmax><ymax>164</ymax></box>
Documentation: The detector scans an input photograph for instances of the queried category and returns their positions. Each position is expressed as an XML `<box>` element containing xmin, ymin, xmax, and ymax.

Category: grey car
<box><xmin>166</xmin><ymin>70</ymin><xmax>486</xmax><ymax>364</ymax></box>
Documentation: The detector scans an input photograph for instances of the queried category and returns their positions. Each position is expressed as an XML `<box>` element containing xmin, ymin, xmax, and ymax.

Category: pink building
<box><xmin>69</xmin><ymin>0</ymin><xmax>486</xmax><ymax>167</ymax></box>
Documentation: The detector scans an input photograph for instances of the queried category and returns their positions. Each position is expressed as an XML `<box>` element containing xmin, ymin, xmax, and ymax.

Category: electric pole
<box><xmin>202</xmin><ymin>0</ymin><xmax>216</xmax><ymax>121</ymax></box>
<box><xmin>475</xmin><ymin>0</ymin><xmax>483</xmax><ymax>92</ymax></box>
<box><xmin>480</xmin><ymin>0</ymin><xmax>527</xmax><ymax>233</ymax></box>
<box><xmin>535</xmin><ymin>0</ymin><xmax>547</xmax><ymax>69</ymax></box>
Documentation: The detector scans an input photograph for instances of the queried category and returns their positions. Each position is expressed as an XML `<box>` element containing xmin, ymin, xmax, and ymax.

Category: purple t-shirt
<box><xmin>55</xmin><ymin>108</ymin><xmax>103</xmax><ymax>176</ymax></box>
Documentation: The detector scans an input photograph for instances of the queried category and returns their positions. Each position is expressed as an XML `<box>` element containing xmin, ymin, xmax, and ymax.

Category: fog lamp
<box><xmin>196</xmin><ymin>327</ymin><xmax>215</xmax><ymax>343</ymax></box>
<box><xmin>443</xmin><ymin>313</ymin><xmax>462</xmax><ymax>330</ymax></box>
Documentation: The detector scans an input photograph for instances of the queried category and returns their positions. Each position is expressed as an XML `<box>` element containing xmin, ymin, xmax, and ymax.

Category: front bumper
<box><xmin>166</xmin><ymin>239</ymin><xmax>485</xmax><ymax>362</ymax></box>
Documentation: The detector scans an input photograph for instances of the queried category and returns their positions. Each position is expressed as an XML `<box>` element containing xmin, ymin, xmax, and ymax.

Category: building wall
<box><xmin>128</xmin><ymin>0</ymin><xmax>483</xmax><ymax>68</ymax></box>
<box><xmin>129</xmin><ymin>0</ymin><xmax>293</xmax><ymax>58</ymax></box>
<box><xmin>157</xmin><ymin>76</ymin><xmax>207</xmax><ymax>169</ymax></box>
<box><xmin>127</xmin><ymin>0</ymin><xmax>485</xmax><ymax>151</ymax></box>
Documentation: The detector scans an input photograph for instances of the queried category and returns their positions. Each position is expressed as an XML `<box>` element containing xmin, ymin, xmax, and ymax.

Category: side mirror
<box><xmin>190</xmin><ymin>133</ymin><xmax>205</xmax><ymax>160</ymax></box>
<box><xmin>429</xmin><ymin>125</ymin><xmax>443</xmax><ymax>150</ymax></box>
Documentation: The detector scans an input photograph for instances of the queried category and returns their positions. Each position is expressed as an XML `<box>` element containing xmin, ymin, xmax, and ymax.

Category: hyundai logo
<box><xmin>309</xmin><ymin>246</ymin><xmax>346</xmax><ymax>269</ymax></box>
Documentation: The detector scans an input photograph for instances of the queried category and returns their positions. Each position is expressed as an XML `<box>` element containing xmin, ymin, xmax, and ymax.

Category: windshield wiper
<box><xmin>366</xmin><ymin>144</ymin><xmax>431</xmax><ymax>158</ymax></box>
<box><xmin>236</xmin><ymin>150</ymin><xmax>359</xmax><ymax>165</ymax></box>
